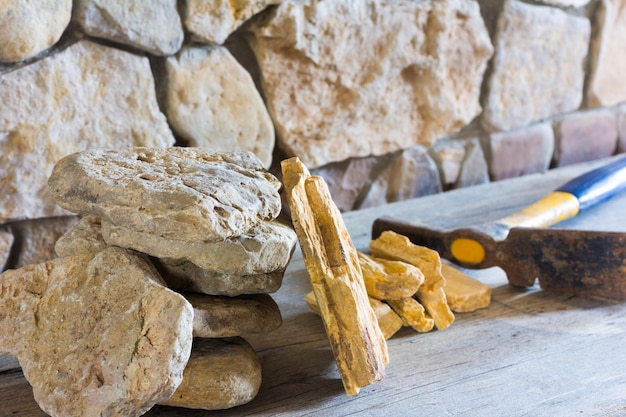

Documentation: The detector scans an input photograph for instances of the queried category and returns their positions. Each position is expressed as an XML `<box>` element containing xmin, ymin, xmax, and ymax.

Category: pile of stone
<box><xmin>0</xmin><ymin>147</ymin><xmax>297</xmax><ymax>416</ymax></box>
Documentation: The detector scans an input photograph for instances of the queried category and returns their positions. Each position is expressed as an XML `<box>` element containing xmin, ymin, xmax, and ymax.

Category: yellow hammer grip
<box><xmin>497</xmin><ymin>191</ymin><xmax>580</xmax><ymax>229</ymax></box>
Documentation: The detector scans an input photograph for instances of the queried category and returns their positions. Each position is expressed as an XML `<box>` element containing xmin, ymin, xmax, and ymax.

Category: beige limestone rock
<box><xmin>359</xmin><ymin>146</ymin><xmax>442</xmax><ymax>209</ymax></box>
<box><xmin>184</xmin><ymin>0</ymin><xmax>280</xmax><ymax>45</ymax></box>
<box><xmin>187</xmin><ymin>293</ymin><xmax>282</xmax><ymax>337</ymax></box>
<box><xmin>0</xmin><ymin>40</ymin><xmax>175</xmax><ymax>223</ymax></box>
<box><xmin>48</xmin><ymin>148</ymin><xmax>282</xmax><ymax>242</ymax></box>
<box><xmin>454</xmin><ymin>138</ymin><xmax>490</xmax><ymax>189</ymax></box>
<box><xmin>0</xmin><ymin>247</ymin><xmax>194</xmax><ymax>417</ymax></box>
<box><xmin>7</xmin><ymin>216</ymin><xmax>78</xmax><ymax>268</ymax></box>
<box><xmin>163</xmin><ymin>46</ymin><xmax>275</xmax><ymax>168</ymax></box>
<box><xmin>487</xmin><ymin>122</ymin><xmax>555</xmax><ymax>180</ymax></box>
<box><xmin>55</xmin><ymin>215</ymin><xmax>108</xmax><ymax>257</ymax></box>
<box><xmin>553</xmin><ymin>109</ymin><xmax>618</xmax><ymax>167</ymax></box>
<box><xmin>154</xmin><ymin>257</ymin><xmax>285</xmax><ymax>296</ymax></box>
<box><xmin>312</xmin><ymin>156</ymin><xmax>379</xmax><ymax>212</ymax></box>
<box><xmin>102</xmin><ymin>219</ymin><xmax>296</xmax><ymax>274</ymax></box>
<box><xmin>587</xmin><ymin>0</ymin><xmax>626</xmax><ymax>107</ymax></box>
<box><xmin>617</xmin><ymin>105</ymin><xmax>626</xmax><ymax>152</ymax></box>
<box><xmin>0</xmin><ymin>0</ymin><xmax>72</xmax><ymax>63</ymax></box>
<box><xmin>0</xmin><ymin>230</ymin><xmax>14</xmax><ymax>271</ymax></box>
<box><xmin>249</xmin><ymin>0</ymin><xmax>493</xmax><ymax>168</ymax></box>
<box><xmin>482</xmin><ymin>0</ymin><xmax>590</xmax><ymax>131</ymax></box>
<box><xmin>540</xmin><ymin>0</ymin><xmax>591</xmax><ymax>6</ymax></box>
<box><xmin>74</xmin><ymin>0</ymin><xmax>184</xmax><ymax>55</ymax></box>
<box><xmin>161</xmin><ymin>337</ymin><xmax>262</xmax><ymax>410</ymax></box>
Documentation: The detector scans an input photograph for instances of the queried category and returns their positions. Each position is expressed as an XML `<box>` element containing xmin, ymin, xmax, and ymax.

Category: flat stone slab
<box><xmin>0</xmin><ymin>247</ymin><xmax>194</xmax><ymax>417</ymax></box>
<box><xmin>187</xmin><ymin>293</ymin><xmax>282</xmax><ymax>338</ymax></box>
<box><xmin>48</xmin><ymin>147</ymin><xmax>282</xmax><ymax>242</ymax></box>
<box><xmin>102</xmin><ymin>219</ymin><xmax>297</xmax><ymax>274</ymax></box>
<box><xmin>160</xmin><ymin>337</ymin><xmax>262</xmax><ymax>410</ymax></box>
<box><xmin>154</xmin><ymin>257</ymin><xmax>285</xmax><ymax>296</ymax></box>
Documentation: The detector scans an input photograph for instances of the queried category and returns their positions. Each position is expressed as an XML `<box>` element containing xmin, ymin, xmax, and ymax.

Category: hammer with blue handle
<box><xmin>372</xmin><ymin>156</ymin><xmax>626</xmax><ymax>299</ymax></box>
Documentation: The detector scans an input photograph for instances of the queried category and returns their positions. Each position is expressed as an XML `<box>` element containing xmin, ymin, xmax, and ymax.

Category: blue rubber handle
<box><xmin>557</xmin><ymin>155</ymin><xmax>626</xmax><ymax>211</ymax></box>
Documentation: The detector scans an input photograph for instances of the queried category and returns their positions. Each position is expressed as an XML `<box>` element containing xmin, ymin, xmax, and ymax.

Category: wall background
<box><xmin>0</xmin><ymin>0</ymin><xmax>625</xmax><ymax>270</ymax></box>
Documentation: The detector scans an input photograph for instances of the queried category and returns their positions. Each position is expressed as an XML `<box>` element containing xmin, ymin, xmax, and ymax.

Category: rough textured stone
<box><xmin>160</xmin><ymin>337</ymin><xmax>262</xmax><ymax>410</ymax></box>
<box><xmin>184</xmin><ymin>0</ymin><xmax>280</xmax><ymax>45</ymax></box>
<box><xmin>0</xmin><ymin>40</ymin><xmax>175</xmax><ymax>223</ymax></box>
<box><xmin>553</xmin><ymin>109</ymin><xmax>618</xmax><ymax>167</ymax></box>
<box><xmin>249</xmin><ymin>0</ymin><xmax>493</xmax><ymax>168</ymax></box>
<box><xmin>429</xmin><ymin>140</ymin><xmax>467</xmax><ymax>187</ymax></box>
<box><xmin>74</xmin><ymin>0</ymin><xmax>184</xmax><ymax>55</ymax></box>
<box><xmin>55</xmin><ymin>215</ymin><xmax>108</xmax><ymax>257</ymax></box>
<box><xmin>0</xmin><ymin>247</ymin><xmax>194</xmax><ymax>417</ymax></box>
<box><xmin>0</xmin><ymin>0</ymin><xmax>71</xmax><ymax>63</ymax></box>
<box><xmin>102</xmin><ymin>219</ymin><xmax>296</xmax><ymax>274</ymax></box>
<box><xmin>587</xmin><ymin>0</ymin><xmax>626</xmax><ymax>107</ymax></box>
<box><xmin>7</xmin><ymin>216</ymin><xmax>78</xmax><ymax>269</ymax></box>
<box><xmin>48</xmin><ymin>148</ymin><xmax>282</xmax><ymax>242</ymax></box>
<box><xmin>312</xmin><ymin>157</ymin><xmax>379</xmax><ymax>212</ymax></box>
<box><xmin>163</xmin><ymin>46</ymin><xmax>275</xmax><ymax>168</ymax></box>
<box><xmin>454</xmin><ymin>139</ymin><xmax>490</xmax><ymax>189</ymax></box>
<box><xmin>541</xmin><ymin>0</ymin><xmax>591</xmax><ymax>5</ymax></box>
<box><xmin>359</xmin><ymin>146</ymin><xmax>442</xmax><ymax>209</ymax></box>
<box><xmin>0</xmin><ymin>230</ymin><xmax>14</xmax><ymax>271</ymax></box>
<box><xmin>617</xmin><ymin>105</ymin><xmax>626</xmax><ymax>152</ymax></box>
<box><xmin>187</xmin><ymin>293</ymin><xmax>282</xmax><ymax>337</ymax></box>
<box><xmin>487</xmin><ymin>122</ymin><xmax>554</xmax><ymax>181</ymax></box>
<box><xmin>482</xmin><ymin>0</ymin><xmax>590</xmax><ymax>131</ymax></box>
<box><xmin>154</xmin><ymin>257</ymin><xmax>285</xmax><ymax>296</ymax></box>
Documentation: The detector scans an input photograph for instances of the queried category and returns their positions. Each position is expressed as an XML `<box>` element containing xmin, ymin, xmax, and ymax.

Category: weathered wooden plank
<box><xmin>2</xmin><ymin>156</ymin><xmax>626</xmax><ymax>417</ymax></box>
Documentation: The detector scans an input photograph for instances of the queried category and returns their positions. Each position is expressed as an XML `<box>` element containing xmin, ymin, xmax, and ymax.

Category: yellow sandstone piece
<box><xmin>282</xmin><ymin>157</ymin><xmax>388</xmax><ymax>396</ymax></box>
<box><xmin>305</xmin><ymin>291</ymin><xmax>403</xmax><ymax>340</ymax></box>
<box><xmin>386</xmin><ymin>297</ymin><xmax>434</xmax><ymax>333</ymax></box>
<box><xmin>370</xmin><ymin>231</ymin><xmax>445</xmax><ymax>291</ymax></box>
<box><xmin>370</xmin><ymin>230</ymin><xmax>454</xmax><ymax>330</ymax></box>
<box><xmin>415</xmin><ymin>287</ymin><xmax>455</xmax><ymax>330</ymax></box>
<box><xmin>358</xmin><ymin>252</ymin><xmax>424</xmax><ymax>300</ymax></box>
<box><xmin>368</xmin><ymin>297</ymin><xmax>404</xmax><ymax>339</ymax></box>
<box><xmin>441</xmin><ymin>263</ymin><xmax>491</xmax><ymax>313</ymax></box>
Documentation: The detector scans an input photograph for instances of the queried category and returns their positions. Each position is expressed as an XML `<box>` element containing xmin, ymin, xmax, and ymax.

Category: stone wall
<box><xmin>1</xmin><ymin>0</ymin><xmax>625</xmax><ymax>270</ymax></box>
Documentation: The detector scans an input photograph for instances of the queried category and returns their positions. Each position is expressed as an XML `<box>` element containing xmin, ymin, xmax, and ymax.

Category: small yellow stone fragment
<box><xmin>305</xmin><ymin>291</ymin><xmax>403</xmax><ymax>340</ymax></box>
<box><xmin>441</xmin><ymin>263</ymin><xmax>491</xmax><ymax>313</ymax></box>
<box><xmin>369</xmin><ymin>231</ymin><xmax>445</xmax><ymax>292</ymax></box>
<box><xmin>370</xmin><ymin>230</ymin><xmax>454</xmax><ymax>330</ymax></box>
<box><xmin>386</xmin><ymin>297</ymin><xmax>434</xmax><ymax>333</ymax></box>
<box><xmin>358</xmin><ymin>252</ymin><xmax>424</xmax><ymax>300</ymax></box>
<box><xmin>415</xmin><ymin>287</ymin><xmax>455</xmax><ymax>330</ymax></box>
<box><xmin>368</xmin><ymin>297</ymin><xmax>404</xmax><ymax>340</ymax></box>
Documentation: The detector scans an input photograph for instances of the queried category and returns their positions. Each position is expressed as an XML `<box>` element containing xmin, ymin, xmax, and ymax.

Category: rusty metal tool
<box><xmin>372</xmin><ymin>156</ymin><xmax>626</xmax><ymax>299</ymax></box>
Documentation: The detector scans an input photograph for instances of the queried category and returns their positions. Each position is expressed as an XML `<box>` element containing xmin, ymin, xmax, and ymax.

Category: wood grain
<box><xmin>2</xmin><ymin>156</ymin><xmax>626</xmax><ymax>416</ymax></box>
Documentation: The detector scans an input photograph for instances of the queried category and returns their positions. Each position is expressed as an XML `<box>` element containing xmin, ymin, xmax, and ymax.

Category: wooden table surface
<box><xmin>2</xmin><ymin>157</ymin><xmax>626</xmax><ymax>416</ymax></box>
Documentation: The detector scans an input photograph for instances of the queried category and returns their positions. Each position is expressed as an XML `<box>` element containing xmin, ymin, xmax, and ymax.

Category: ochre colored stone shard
<box><xmin>415</xmin><ymin>287</ymin><xmax>455</xmax><ymax>330</ymax></box>
<box><xmin>386</xmin><ymin>297</ymin><xmax>435</xmax><ymax>333</ymax></box>
<box><xmin>441</xmin><ymin>263</ymin><xmax>491</xmax><ymax>313</ymax></box>
<box><xmin>370</xmin><ymin>230</ymin><xmax>454</xmax><ymax>330</ymax></box>
<box><xmin>282</xmin><ymin>157</ymin><xmax>387</xmax><ymax>396</ymax></box>
<box><xmin>358</xmin><ymin>251</ymin><xmax>424</xmax><ymax>300</ymax></box>
<box><xmin>305</xmin><ymin>291</ymin><xmax>403</xmax><ymax>340</ymax></box>
<box><xmin>369</xmin><ymin>230</ymin><xmax>445</xmax><ymax>291</ymax></box>
<box><xmin>368</xmin><ymin>297</ymin><xmax>403</xmax><ymax>339</ymax></box>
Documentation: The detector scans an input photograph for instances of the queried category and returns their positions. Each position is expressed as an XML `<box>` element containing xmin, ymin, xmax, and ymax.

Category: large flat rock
<box><xmin>48</xmin><ymin>148</ymin><xmax>282</xmax><ymax>242</ymax></box>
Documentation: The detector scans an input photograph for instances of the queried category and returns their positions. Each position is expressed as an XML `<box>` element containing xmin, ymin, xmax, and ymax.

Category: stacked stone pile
<box><xmin>0</xmin><ymin>147</ymin><xmax>297</xmax><ymax>416</ymax></box>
